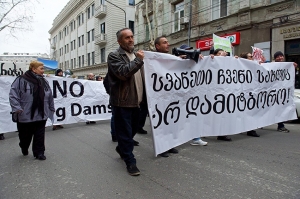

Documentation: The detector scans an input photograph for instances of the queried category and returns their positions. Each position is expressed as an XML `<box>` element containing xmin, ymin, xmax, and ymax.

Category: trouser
<box><xmin>110</xmin><ymin>110</ymin><xmax>116</xmax><ymax>137</ymax></box>
<box><xmin>278</xmin><ymin>122</ymin><xmax>285</xmax><ymax>129</ymax></box>
<box><xmin>138</xmin><ymin>102</ymin><xmax>148</xmax><ymax>130</ymax></box>
<box><xmin>17</xmin><ymin>120</ymin><xmax>47</xmax><ymax>156</ymax></box>
<box><xmin>112</xmin><ymin>106</ymin><xmax>139</xmax><ymax>166</ymax></box>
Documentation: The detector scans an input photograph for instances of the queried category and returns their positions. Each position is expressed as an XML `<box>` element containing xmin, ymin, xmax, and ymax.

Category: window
<box><xmin>129</xmin><ymin>20</ymin><xmax>134</xmax><ymax>34</ymax></box>
<box><xmin>100</xmin><ymin>23</ymin><xmax>105</xmax><ymax>33</ymax></box>
<box><xmin>71</xmin><ymin>41</ymin><xmax>73</xmax><ymax>51</ymax></box>
<box><xmin>82</xmin><ymin>35</ymin><xmax>84</xmax><ymax>45</ymax></box>
<box><xmin>92</xmin><ymin>4</ymin><xmax>95</xmax><ymax>16</ymax></box>
<box><xmin>78</xmin><ymin>37</ymin><xmax>81</xmax><ymax>47</ymax></box>
<box><xmin>71</xmin><ymin>59</ymin><xmax>73</xmax><ymax>68</ymax></box>
<box><xmin>78</xmin><ymin>56</ymin><xmax>81</xmax><ymax>67</ymax></box>
<box><xmin>101</xmin><ymin>48</ymin><xmax>105</xmax><ymax>63</ymax></box>
<box><xmin>74</xmin><ymin>58</ymin><xmax>76</xmax><ymax>68</ymax></box>
<box><xmin>73</xmin><ymin>40</ymin><xmax>76</xmax><ymax>49</ymax></box>
<box><xmin>70</xmin><ymin>21</ymin><xmax>73</xmax><ymax>31</ymax></box>
<box><xmin>91</xmin><ymin>29</ymin><xmax>95</xmax><ymax>41</ymax></box>
<box><xmin>100</xmin><ymin>0</ymin><xmax>105</xmax><ymax>5</ymax></box>
<box><xmin>87</xmin><ymin>7</ymin><xmax>91</xmax><ymax>19</ymax></box>
<box><xmin>82</xmin><ymin>13</ymin><xmax>84</xmax><ymax>24</ymax></box>
<box><xmin>73</xmin><ymin>21</ymin><xmax>76</xmax><ymax>29</ymax></box>
<box><xmin>92</xmin><ymin>51</ymin><xmax>95</xmax><ymax>64</ymax></box>
<box><xmin>145</xmin><ymin>15</ymin><xmax>153</xmax><ymax>41</ymax></box>
<box><xmin>82</xmin><ymin>55</ymin><xmax>84</xmax><ymax>66</ymax></box>
<box><xmin>78</xmin><ymin>15</ymin><xmax>81</xmax><ymax>26</ymax></box>
<box><xmin>129</xmin><ymin>0</ymin><xmax>135</xmax><ymax>6</ymax></box>
<box><xmin>173</xmin><ymin>2</ymin><xmax>184</xmax><ymax>32</ymax></box>
<box><xmin>88</xmin><ymin>53</ymin><xmax>91</xmax><ymax>65</ymax></box>
<box><xmin>212</xmin><ymin>0</ymin><xmax>227</xmax><ymax>20</ymax></box>
<box><xmin>87</xmin><ymin>31</ymin><xmax>90</xmax><ymax>43</ymax></box>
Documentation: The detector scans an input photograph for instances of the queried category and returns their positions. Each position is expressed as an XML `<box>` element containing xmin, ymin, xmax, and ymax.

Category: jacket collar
<box><xmin>118</xmin><ymin>46</ymin><xmax>135</xmax><ymax>55</ymax></box>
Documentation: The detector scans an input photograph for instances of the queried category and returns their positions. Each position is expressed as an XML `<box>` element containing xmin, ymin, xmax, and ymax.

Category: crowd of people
<box><xmin>1</xmin><ymin>27</ymin><xmax>297</xmax><ymax>177</ymax></box>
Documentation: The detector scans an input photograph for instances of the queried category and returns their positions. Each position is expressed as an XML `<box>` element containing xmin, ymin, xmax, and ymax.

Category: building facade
<box><xmin>49</xmin><ymin>0</ymin><xmax>135</xmax><ymax>79</ymax></box>
<box><xmin>134</xmin><ymin>0</ymin><xmax>300</xmax><ymax>64</ymax></box>
<box><xmin>0</xmin><ymin>52</ymin><xmax>49</xmax><ymax>63</ymax></box>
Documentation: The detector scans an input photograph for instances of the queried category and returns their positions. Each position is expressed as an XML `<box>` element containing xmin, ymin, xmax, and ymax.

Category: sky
<box><xmin>0</xmin><ymin>0</ymin><xmax>70</xmax><ymax>55</ymax></box>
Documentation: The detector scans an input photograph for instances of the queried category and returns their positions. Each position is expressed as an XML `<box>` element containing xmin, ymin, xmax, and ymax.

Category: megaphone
<box><xmin>63</xmin><ymin>69</ymin><xmax>73</xmax><ymax>77</ymax></box>
<box><xmin>172</xmin><ymin>48</ymin><xmax>201</xmax><ymax>63</ymax></box>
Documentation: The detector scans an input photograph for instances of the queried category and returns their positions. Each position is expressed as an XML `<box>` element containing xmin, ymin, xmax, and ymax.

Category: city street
<box><xmin>0</xmin><ymin>118</ymin><xmax>299</xmax><ymax>199</ymax></box>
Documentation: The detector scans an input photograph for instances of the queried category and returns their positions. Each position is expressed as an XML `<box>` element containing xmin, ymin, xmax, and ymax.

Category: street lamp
<box><xmin>105</xmin><ymin>0</ymin><xmax>126</xmax><ymax>27</ymax></box>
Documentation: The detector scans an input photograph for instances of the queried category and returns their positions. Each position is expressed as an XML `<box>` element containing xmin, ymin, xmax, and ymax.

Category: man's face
<box><xmin>118</xmin><ymin>29</ymin><xmax>134</xmax><ymax>53</ymax></box>
<box><xmin>275</xmin><ymin>55</ymin><xmax>284</xmax><ymax>62</ymax></box>
<box><xmin>156</xmin><ymin>38</ymin><xmax>169</xmax><ymax>53</ymax></box>
<box><xmin>88</xmin><ymin>74</ymin><xmax>94</xmax><ymax>80</ymax></box>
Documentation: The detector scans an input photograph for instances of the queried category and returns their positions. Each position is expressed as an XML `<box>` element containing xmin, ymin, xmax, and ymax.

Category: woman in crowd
<box><xmin>9</xmin><ymin>61</ymin><xmax>55</xmax><ymax>160</ymax></box>
<box><xmin>52</xmin><ymin>69</ymin><xmax>64</xmax><ymax>130</ymax></box>
<box><xmin>96</xmin><ymin>76</ymin><xmax>103</xmax><ymax>81</ymax></box>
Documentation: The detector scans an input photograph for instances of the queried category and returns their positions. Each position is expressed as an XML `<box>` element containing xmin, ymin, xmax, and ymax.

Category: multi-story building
<box><xmin>0</xmin><ymin>52</ymin><xmax>49</xmax><ymax>63</ymax></box>
<box><xmin>49</xmin><ymin>0</ymin><xmax>136</xmax><ymax>79</ymax></box>
<box><xmin>134</xmin><ymin>0</ymin><xmax>300</xmax><ymax>64</ymax></box>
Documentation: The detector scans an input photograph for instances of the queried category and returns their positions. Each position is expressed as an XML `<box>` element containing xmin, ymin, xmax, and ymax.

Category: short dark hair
<box><xmin>116</xmin><ymin>28</ymin><xmax>131</xmax><ymax>40</ymax></box>
<box><xmin>213</xmin><ymin>48</ymin><xmax>224</xmax><ymax>55</ymax></box>
<box><xmin>154</xmin><ymin>36</ymin><xmax>166</xmax><ymax>50</ymax></box>
<box><xmin>240</xmin><ymin>52</ymin><xmax>250</xmax><ymax>59</ymax></box>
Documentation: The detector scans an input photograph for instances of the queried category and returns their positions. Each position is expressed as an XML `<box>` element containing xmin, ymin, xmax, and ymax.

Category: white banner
<box><xmin>143</xmin><ymin>51</ymin><xmax>297</xmax><ymax>156</ymax></box>
<box><xmin>0</xmin><ymin>76</ymin><xmax>111</xmax><ymax>133</ymax></box>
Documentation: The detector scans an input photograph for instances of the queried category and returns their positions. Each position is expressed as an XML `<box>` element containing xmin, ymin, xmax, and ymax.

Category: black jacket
<box><xmin>107</xmin><ymin>47</ymin><xmax>144</xmax><ymax>107</ymax></box>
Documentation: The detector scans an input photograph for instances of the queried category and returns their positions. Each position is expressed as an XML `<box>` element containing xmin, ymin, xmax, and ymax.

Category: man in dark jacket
<box><xmin>107</xmin><ymin>28</ymin><xmax>144</xmax><ymax>176</ymax></box>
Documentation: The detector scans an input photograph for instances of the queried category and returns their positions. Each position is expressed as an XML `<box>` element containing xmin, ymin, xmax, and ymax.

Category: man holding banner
<box><xmin>107</xmin><ymin>28</ymin><xmax>145</xmax><ymax>176</ymax></box>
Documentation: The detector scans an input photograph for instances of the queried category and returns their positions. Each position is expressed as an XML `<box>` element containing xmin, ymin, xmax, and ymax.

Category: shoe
<box><xmin>277</xmin><ymin>127</ymin><xmax>289</xmax><ymax>133</ymax></box>
<box><xmin>58</xmin><ymin>125</ymin><xmax>64</xmax><ymax>128</ymax></box>
<box><xmin>247</xmin><ymin>130</ymin><xmax>260</xmax><ymax>137</ymax></box>
<box><xmin>137</xmin><ymin>128</ymin><xmax>147</xmax><ymax>134</ymax></box>
<box><xmin>159</xmin><ymin>152</ymin><xmax>169</xmax><ymax>158</ymax></box>
<box><xmin>21</xmin><ymin>148</ymin><xmax>28</xmax><ymax>156</ymax></box>
<box><xmin>90</xmin><ymin>121</ymin><xmax>96</xmax><ymax>124</ymax></box>
<box><xmin>190</xmin><ymin>138</ymin><xmax>208</xmax><ymax>146</ymax></box>
<box><xmin>217</xmin><ymin>136</ymin><xmax>232</xmax><ymax>141</ymax></box>
<box><xmin>127</xmin><ymin>164</ymin><xmax>140</xmax><ymax>176</ymax></box>
<box><xmin>168</xmin><ymin>148</ymin><xmax>178</xmax><ymax>154</ymax></box>
<box><xmin>112</xmin><ymin>135</ymin><xmax>118</xmax><ymax>142</ymax></box>
<box><xmin>86</xmin><ymin>121</ymin><xmax>90</xmax><ymax>125</ymax></box>
<box><xmin>34</xmin><ymin>154</ymin><xmax>46</xmax><ymax>160</ymax></box>
<box><xmin>0</xmin><ymin>134</ymin><xmax>5</xmax><ymax>140</ymax></box>
<box><xmin>115</xmin><ymin>146</ymin><xmax>124</xmax><ymax>159</ymax></box>
<box><xmin>133</xmin><ymin>140</ymin><xmax>139</xmax><ymax>146</ymax></box>
<box><xmin>52</xmin><ymin>125</ymin><xmax>58</xmax><ymax>131</ymax></box>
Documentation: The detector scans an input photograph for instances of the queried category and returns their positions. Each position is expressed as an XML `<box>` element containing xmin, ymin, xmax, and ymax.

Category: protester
<box><xmin>154</xmin><ymin>36</ymin><xmax>180</xmax><ymax>157</ymax></box>
<box><xmin>107</xmin><ymin>28</ymin><xmax>145</xmax><ymax>176</ymax></box>
<box><xmin>273</xmin><ymin>51</ymin><xmax>298</xmax><ymax>132</ymax></box>
<box><xmin>9</xmin><ymin>61</ymin><xmax>55</xmax><ymax>160</ymax></box>
<box><xmin>86</xmin><ymin>73</ymin><xmax>96</xmax><ymax>124</ymax></box>
<box><xmin>0</xmin><ymin>133</ymin><xmax>4</xmax><ymax>140</ymax></box>
<box><xmin>178</xmin><ymin>44</ymin><xmax>208</xmax><ymax>146</ymax></box>
<box><xmin>52</xmin><ymin>69</ymin><xmax>64</xmax><ymax>130</ymax></box>
<box><xmin>96</xmin><ymin>76</ymin><xmax>103</xmax><ymax>81</ymax></box>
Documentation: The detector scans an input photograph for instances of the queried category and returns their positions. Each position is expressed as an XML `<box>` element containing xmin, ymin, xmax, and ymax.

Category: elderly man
<box><xmin>107</xmin><ymin>28</ymin><xmax>144</xmax><ymax>176</ymax></box>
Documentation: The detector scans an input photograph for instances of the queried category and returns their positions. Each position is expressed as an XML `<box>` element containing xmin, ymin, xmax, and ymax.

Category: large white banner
<box><xmin>143</xmin><ymin>51</ymin><xmax>297</xmax><ymax>156</ymax></box>
<box><xmin>0</xmin><ymin>76</ymin><xmax>111</xmax><ymax>133</ymax></box>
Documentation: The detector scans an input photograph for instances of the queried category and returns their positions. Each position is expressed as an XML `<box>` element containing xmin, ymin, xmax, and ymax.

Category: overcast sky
<box><xmin>0</xmin><ymin>0</ymin><xmax>70</xmax><ymax>55</ymax></box>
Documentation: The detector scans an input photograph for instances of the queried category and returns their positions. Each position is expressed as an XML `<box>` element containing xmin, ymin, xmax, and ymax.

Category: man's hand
<box><xmin>136</xmin><ymin>50</ymin><xmax>144</xmax><ymax>60</ymax></box>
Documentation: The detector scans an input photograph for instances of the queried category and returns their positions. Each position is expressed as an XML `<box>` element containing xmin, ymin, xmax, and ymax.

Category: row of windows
<box><xmin>59</xmin><ymin>48</ymin><xmax>105</xmax><ymax>69</ymax></box>
<box><xmin>58</xmin><ymin>30</ymin><xmax>95</xmax><ymax>56</ymax></box>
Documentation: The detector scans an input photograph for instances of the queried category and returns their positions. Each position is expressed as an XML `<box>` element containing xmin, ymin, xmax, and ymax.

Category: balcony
<box><xmin>51</xmin><ymin>43</ymin><xmax>56</xmax><ymax>49</ymax></box>
<box><xmin>95</xmin><ymin>33</ymin><xmax>107</xmax><ymax>45</ymax></box>
<box><xmin>95</xmin><ymin>5</ymin><xmax>107</xmax><ymax>19</ymax></box>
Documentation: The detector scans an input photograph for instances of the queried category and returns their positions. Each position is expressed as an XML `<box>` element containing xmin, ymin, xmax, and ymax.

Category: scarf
<box><xmin>22</xmin><ymin>70</ymin><xmax>49</xmax><ymax>119</ymax></box>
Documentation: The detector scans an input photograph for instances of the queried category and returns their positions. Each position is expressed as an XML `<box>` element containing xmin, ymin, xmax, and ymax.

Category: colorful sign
<box><xmin>196</xmin><ymin>32</ymin><xmax>240</xmax><ymax>50</ymax></box>
<box><xmin>213</xmin><ymin>34</ymin><xmax>232</xmax><ymax>55</ymax></box>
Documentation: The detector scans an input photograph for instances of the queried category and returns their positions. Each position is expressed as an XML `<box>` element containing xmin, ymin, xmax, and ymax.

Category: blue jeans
<box><xmin>113</xmin><ymin>106</ymin><xmax>139</xmax><ymax>166</ymax></box>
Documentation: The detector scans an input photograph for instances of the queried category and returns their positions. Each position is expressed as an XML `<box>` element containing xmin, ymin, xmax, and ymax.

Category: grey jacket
<box><xmin>9</xmin><ymin>74</ymin><xmax>55</xmax><ymax>123</ymax></box>
<box><xmin>107</xmin><ymin>47</ymin><xmax>145</xmax><ymax>107</ymax></box>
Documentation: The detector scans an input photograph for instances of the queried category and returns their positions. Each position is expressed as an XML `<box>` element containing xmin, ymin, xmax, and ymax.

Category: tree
<box><xmin>144</xmin><ymin>0</ymin><xmax>158</xmax><ymax>51</ymax></box>
<box><xmin>0</xmin><ymin>0</ymin><xmax>37</xmax><ymax>36</ymax></box>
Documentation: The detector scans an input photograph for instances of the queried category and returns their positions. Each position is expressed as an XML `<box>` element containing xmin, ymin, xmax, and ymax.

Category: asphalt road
<box><xmin>0</xmin><ymin>119</ymin><xmax>299</xmax><ymax>199</ymax></box>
